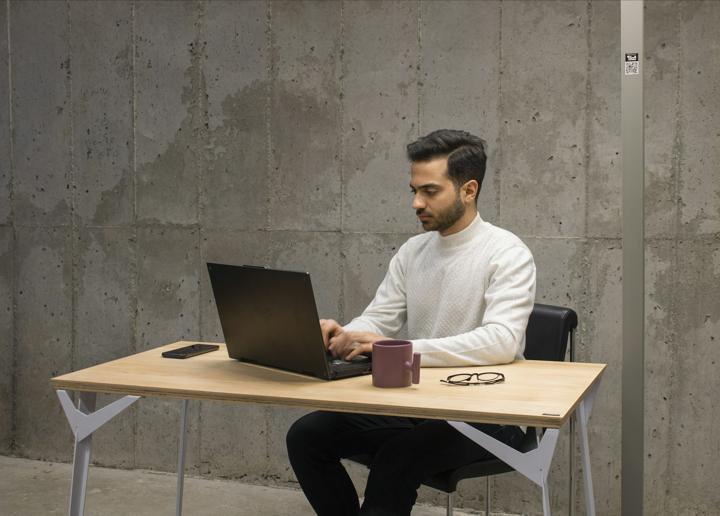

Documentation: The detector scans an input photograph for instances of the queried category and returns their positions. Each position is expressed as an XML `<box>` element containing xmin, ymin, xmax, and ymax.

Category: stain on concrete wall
<box><xmin>1</xmin><ymin>1</ymin><xmax>719</xmax><ymax>514</ymax></box>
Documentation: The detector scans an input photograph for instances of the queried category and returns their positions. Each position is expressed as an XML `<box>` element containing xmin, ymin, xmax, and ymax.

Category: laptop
<box><xmin>207</xmin><ymin>262</ymin><xmax>372</xmax><ymax>380</ymax></box>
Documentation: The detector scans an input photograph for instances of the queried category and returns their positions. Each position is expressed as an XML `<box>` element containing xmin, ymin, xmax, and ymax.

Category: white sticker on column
<box><xmin>625</xmin><ymin>53</ymin><xmax>640</xmax><ymax>76</ymax></box>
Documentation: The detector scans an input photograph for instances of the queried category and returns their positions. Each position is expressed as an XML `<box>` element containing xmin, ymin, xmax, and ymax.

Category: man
<box><xmin>286</xmin><ymin>129</ymin><xmax>536</xmax><ymax>516</ymax></box>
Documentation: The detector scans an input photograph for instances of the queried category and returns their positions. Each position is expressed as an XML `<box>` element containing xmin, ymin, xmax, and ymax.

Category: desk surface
<box><xmin>51</xmin><ymin>342</ymin><xmax>605</xmax><ymax>428</ymax></box>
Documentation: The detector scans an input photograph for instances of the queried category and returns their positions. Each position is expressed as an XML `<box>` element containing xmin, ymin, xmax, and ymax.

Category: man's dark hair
<box><xmin>406</xmin><ymin>129</ymin><xmax>487</xmax><ymax>202</ymax></box>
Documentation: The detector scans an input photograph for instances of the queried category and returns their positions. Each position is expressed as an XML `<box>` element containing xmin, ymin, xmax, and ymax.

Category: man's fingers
<box><xmin>346</xmin><ymin>343</ymin><xmax>371</xmax><ymax>361</ymax></box>
<box><xmin>319</xmin><ymin>320</ymin><xmax>329</xmax><ymax>347</ymax></box>
<box><xmin>345</xmin><ymin>346</ymin><xmax>361</xmax><ymax>360</ymax></box>
<box><xmin>320</xmin><ymin>319</ymin><xmax>343</xmax><ymax>348</ymax></box>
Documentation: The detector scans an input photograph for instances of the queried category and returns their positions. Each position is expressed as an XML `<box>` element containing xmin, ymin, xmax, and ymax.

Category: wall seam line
<box><xmin>67</xmin><ymin>0</ymin><xmax>78</xmax><ymax>377</ymax></box>
<box><xmin>130</xmin><ymin>0</ymin><xmax>139</xmax><ymax>470</ymax></box>
<box><xmin>579</xmin><ymin>3</ymin><xmax>592</xmax><ymax>351</ymax></box>
<box><xmin>263</xmin><ymin>0</ymin><xmax>273</xmax><ymax>472</ymax></box>
<box><xmin>264</xmin><ymin>0</ymin><xmax>273</xmax><ymax>233</ymax></box>
<box><xmin>495</xmin><ymin>0</ymin><xmax>504</xmax><ymax>225</ymax></box>
<box><xmin>417</xmin><ymin>0</ymin><xmax>422</xmax><ymax>136</ymax></box>
<box><xmin>665</xmin><ymin>0</ymin><xmax>685</xmax><ymax>497</ymax></box>
<box><xmin>7</xmin><ymin>0</ymin><xmax>17</xmax><ymax>454</ymax></box>
<box><xmin>577</xmin><ymin>3</ymin><xmax>594</xmax><ymax>507</ymax></box>
<box><xmin>338</xmin><ymin>0</ymin><xmax>346</xmax><ymax>322</ymax></box>
<box><xmin>583</xmin><ymin>0</ymin><xmax>593</xmax><ymax>239</ymax></box>
<box><xmin>195</xmin><ymin>0</ymin><xmax>208</xmax><ymax>477</ymax></box>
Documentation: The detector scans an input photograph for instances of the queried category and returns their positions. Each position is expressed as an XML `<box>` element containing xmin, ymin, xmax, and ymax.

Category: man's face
<box><xmin>410</xmin><ymin>156</ymin><xmax>470</xmax><ymax>235</ymax></box>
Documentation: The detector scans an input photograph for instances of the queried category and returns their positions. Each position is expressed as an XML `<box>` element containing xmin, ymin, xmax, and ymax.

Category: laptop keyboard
<box><xmin>329</xmin><ymin>355</ymin><xmax>370</xmax><ymax>369</ymax></box>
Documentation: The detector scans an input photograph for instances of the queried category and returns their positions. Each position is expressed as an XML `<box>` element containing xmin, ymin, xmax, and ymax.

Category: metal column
<box><xmin>621</xmin><ymin>2</ymin><xmax>645</xmax><ymax>515</ymax></box>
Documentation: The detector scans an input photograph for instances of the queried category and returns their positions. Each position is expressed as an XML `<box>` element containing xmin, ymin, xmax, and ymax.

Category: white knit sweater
<box><xmin>344</xmin><ymin>213</ymin><xmax>536</xmax><ymax>367</ymax></box>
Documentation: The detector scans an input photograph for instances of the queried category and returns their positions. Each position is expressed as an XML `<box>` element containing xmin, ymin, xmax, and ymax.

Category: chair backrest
<box><xmin>523</xmin><ymin>303</ymin><xmax>578</xmax><ymax>361</ymax></box>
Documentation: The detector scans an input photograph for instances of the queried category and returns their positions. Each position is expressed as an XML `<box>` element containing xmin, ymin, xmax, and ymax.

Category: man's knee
<box><xmin>286</xmin><ymin>411</ymin><xmax>338</xmax><ymax>458</ymax></box>
<box><xmin>286</xmin><ymin>412</ymin><xmax>317</xmax><ymax>455</ymax></box>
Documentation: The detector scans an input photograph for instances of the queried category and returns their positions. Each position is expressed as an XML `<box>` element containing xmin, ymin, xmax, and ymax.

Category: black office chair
<box><xmin>349</xmin><ymin>303</ymin><xmax>578</xmax><ymax>516</ymax></box>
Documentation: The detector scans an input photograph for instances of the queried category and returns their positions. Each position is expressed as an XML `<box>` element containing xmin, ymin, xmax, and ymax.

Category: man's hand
<box><xmin>319</xmin><ymin>319</ymin><xmax>344</xmax><ymax>349</ymax></box>
<box><xmin>328</xmin><ymin>331</ymin><xmax>387</xmax><ymax>361</ymax></box>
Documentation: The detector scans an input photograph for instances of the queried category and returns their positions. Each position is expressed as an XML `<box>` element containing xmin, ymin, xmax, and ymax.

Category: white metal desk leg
<box><xmin>569</xmin><ymin>330</ymin><xmax>576</xmax><ymax>516</ymax></box>
<box><xmin>57</xmin><ymin>390</ymin><xmax>141</xmax><ymax>516</ymax></box>
<box><xmin>176</xmin><ymin>399</ymin><xmax>189</xmax><ymax>516</ymax></box>
<box><xmin>448</xmin><ymin>422</ymin><xmax>559</xmax><ymax>516</ymax></box>
<box><xmin>569</xmin><ymin>415</ymin><xmax>575</xmax><ymax>516</ymax></box>
<box><xmin>577</xmin><ymin>382</ymin><xmax>600</xmax><ymax>516</ymax></box>
<box><xmin>69</xmin><ymin>392</ymin><xmax>95</xmax><ymax>516</ymax></box>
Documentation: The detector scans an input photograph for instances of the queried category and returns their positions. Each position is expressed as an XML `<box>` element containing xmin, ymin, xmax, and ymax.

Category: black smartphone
<box><xmin>161</xmin><ymin>343</ymin><xmax>219</xmax><ymax>359</ymax></box>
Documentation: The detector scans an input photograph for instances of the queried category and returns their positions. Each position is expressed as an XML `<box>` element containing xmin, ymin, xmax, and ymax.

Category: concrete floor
<box><xmin>0</xmin><ymin>455</ymin><xmax>483</xmax><ymax>516</ymax></box>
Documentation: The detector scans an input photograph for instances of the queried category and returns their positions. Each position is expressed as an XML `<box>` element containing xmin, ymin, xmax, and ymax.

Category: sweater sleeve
<box><xmin>342</xmin><ymin>250</ymin><xmax>408</xmax><ymax>337</ymax></box>
<box><xmin>411</xmin><ymin>244</ymin><xmax>536</xmax><ymax>367</ymax></box>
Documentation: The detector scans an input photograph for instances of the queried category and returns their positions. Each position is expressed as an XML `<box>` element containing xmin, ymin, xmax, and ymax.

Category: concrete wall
<box><xmin>1</xmin><ymin>1</ymin><xmax>718</xmax><ymax>514</ymax></box>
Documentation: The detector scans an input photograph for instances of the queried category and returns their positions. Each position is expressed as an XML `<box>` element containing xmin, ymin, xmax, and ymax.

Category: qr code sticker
<box><xmin>625</xmin><ymin>61</ymin><xmax>639</xmax><ymax>75</ymax></box>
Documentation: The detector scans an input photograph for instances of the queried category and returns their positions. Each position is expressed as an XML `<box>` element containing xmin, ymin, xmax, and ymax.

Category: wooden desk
<box><xmin>52</xmin><ymin>342</ymin><xmax>605</xmax><ymax>516</ymax></box>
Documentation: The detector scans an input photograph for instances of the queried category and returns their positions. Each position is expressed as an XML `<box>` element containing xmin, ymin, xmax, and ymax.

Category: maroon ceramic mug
<box><xmin>372</xmin><ymin>340</ymin><xmax>421</xmax><ymax>388</ymax></box>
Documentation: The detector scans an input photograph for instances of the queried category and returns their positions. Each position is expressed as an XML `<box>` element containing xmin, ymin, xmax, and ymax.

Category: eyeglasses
<box><xmin>440</xmin><ymin>372</ymin><xmax>505</xmax><ymax>386</ymax></box>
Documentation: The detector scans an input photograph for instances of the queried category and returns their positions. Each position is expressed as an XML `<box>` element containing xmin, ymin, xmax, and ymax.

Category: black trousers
<box><xmin>286</xmin><ymin>411</ymin><xmax>524</xmax><ymax>516</ymax></box>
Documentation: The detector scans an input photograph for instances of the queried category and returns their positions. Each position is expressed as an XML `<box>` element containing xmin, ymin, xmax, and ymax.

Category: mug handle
<box><xmin>411</xmin><ymin>352</ymin><xmax>421</xmax><ymax>384</ymax></box>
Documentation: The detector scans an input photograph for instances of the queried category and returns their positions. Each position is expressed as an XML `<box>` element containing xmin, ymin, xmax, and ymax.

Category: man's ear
<box><xmin>463</xmin><ymin>180</ymin><xmax>479</xmax><ymax>203</ymax></box>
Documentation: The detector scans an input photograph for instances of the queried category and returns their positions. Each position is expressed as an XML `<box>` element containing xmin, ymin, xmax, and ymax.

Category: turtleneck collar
<box><xmin>435</xmin><ymin>211</ymin><xmax>484</xmax><ymax>249</ymax></box>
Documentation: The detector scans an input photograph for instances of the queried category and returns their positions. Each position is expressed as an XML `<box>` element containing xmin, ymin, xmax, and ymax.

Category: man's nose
<box><xmin>412</xmin><ymin>193</ymin><xmax>424</xmax><ymax>210</ymax></box>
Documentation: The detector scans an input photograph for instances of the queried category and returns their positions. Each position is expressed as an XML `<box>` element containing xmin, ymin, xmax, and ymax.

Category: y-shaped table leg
<box><xmin>447</xmin><ymin>422</ymin><xmax>560</xmax><ymax>516</ymax></box>
<box><xmin>57</xmin><ymin>390</ymin><xmax>141</xmax><ymax>516</ymax></box>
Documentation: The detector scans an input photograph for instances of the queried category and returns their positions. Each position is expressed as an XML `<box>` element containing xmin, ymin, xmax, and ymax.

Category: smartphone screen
<box><xmin>161</xmin><ymin>344</ymin><xmax>219</xmax><ymax>359</ymax></box>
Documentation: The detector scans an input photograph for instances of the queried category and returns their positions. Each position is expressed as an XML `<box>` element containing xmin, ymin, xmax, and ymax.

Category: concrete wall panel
<box><xmin>420</xmin><ymin>0</ymin><xmax>501</xmax><ymax>223</ymax></box>
<box><xmin>75</xmin><ymin>227</ymin><xmax>135</xmax><ymax>467</ymax></box>
<box><xmin>135</xmin><ymin>227</ymin><xmax>201</xmax><ymax>471</ymax></box>
<box><xmin>679</xmin><ymin>1</ymin><xmax>720</xmax><ymax>236</ymax></box>
<box><xmin>205</xmin><ymin>0</ymin><xmax>266</xmax><ymax>132</ymax></box>
<box><xmin>499</xmin><ymin>1</ymin><xmax>588</xmax><ymax>238</ymax></box>
<box><xmin>203</xmin><ymin>0</ymin><xmax>268</xmax><ymax>230</ymax></box>
<box><xmin>664</xmin><ymin>239</ymin><xmax>720</xmax><ymax>513</ymax></box>
<box><xmin>14</xmin><ymin>227</ymin><xmax>73</xmax><ymax>460</ymax></box>
<box><xmin>135</xmin><ymin>1</ymin><xmax>199</xmax><ymax>225</ymax></box>
<box><xmin>343</xmin><ymin>0</ymin><xmax>419</xmax><ymax>234</ymax></box>
<box><xmin>645</xmin><ymin>1</ymin><xmax>680</xmax><ymax>239</ymax></box>
<box><xmin>0</xmin><ymin>228</ymin><xmax>13</xmax><ymax>453</ymax></box>
<box><xmin>136</xmin><ymin>227</ymin><xmax>199</xmax><ymax>350</ymax></box>
<box><xmin>0</xmin><ymin>4</ymin><xmax>9</xmax><ymax>225</ymax></box>
<box><xmin>71</xmin><ymin>1</ymin><xmax>134</xmax><ymax>226</ymax></box>
<box><xmin>269</xmin><ymin>1</ymin><xmax>342</xmax><ymax>231</ymax></box>
<box><xmin>523</xmin><ymin>237</ymin><xmax>585</xmax><ymax>308</ymax></box>
<box><xmin>11</xmin><ymin>1</ymin><xmax>71</xmax><ymax>226</ymax></box>
<box><xmin>644</xmin><ymin>241</ymin><xmax>676</xmax><ymax>515</ymax></box>
<box><xmin>586</xmin><ymin>0</ymin><xmax>621</xmax><ymax>239</ymax></box>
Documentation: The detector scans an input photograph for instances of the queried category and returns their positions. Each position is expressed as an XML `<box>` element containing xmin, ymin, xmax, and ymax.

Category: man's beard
<box><xmin>417</xmin><ymin>195</ymin><xmax>465</xmax><ymax>233</ymax></box>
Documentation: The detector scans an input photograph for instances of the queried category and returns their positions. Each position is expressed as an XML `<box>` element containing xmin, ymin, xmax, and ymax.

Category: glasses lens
<box><xmin>447</xmin><ymin>373</ymin><xmax>472</xmax><ymax>383</ymax></box>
